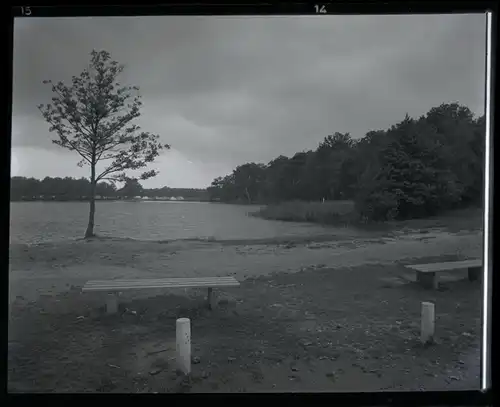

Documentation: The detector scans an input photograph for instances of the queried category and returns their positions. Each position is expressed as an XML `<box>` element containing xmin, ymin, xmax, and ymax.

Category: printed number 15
<box><xmin>21</xmin><ymin>6</ymin><xmax>32</xmax><ymax>16</ymax></box>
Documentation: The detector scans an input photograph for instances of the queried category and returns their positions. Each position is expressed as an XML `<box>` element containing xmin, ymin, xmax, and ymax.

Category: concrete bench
<box><xmin>82</xmin><ymin>276</ymin><xmax>240</xmax><ymax>314</ymax></box>
<box><xmin>405</xmin><ymin>259</ymin><xmax>482</xmax><ymax>289</ymax></box>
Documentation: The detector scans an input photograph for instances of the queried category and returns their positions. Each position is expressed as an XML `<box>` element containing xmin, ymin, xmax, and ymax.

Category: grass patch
<box><xmin>252</xmin><ymin>200</ymin><xmax>359</xmax><ymax>226</ymax></box>
<box><xmin>253</xmin><ymin>201</ymin><xmax>483</xmax><ymax>234</ymax></box>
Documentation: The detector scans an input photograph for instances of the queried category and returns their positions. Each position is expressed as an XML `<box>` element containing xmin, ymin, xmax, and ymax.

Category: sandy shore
<box><xmin>8</xmin><ymin>222</ymin><xmax>484</xmax><ymax>393</ymax></box>
<box><xmin>9</xmin><ymin>227</ymin><xmax>482</xmax><ymax>302</ymax></box>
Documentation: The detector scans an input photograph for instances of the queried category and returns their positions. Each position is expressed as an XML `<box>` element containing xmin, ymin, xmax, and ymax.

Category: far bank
<box><xmin>251</xmin><ymin>200</ymin><xmax>483</xmax><ymax>233</ymax></box>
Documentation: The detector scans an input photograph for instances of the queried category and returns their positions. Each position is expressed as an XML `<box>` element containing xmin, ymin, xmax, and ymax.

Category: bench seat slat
<box><xmin>82</xmin><ymin>276</ymin><xmax>240</xmax><ymax>292</ymax></box>
<box><xmin>84</xmin><ymin>277</ymin><xmax>237</xmax><ymax>286</ymax></box>
<box><xmin>83</xmin><ymin>282</ymin><xmax>240</xmax><ymax>292</ymax></box>
<box><xmin>405</xmin><ymin>259</ymin><xmax>482</xmax><ymax>273</ymax></box>
<box><xmin>84</xmin><ymin>280</ymin><xmax>238</xmax><ymax>288</ymax></box>
<box><xmin>84</xmin><ymin>280</ymin><xmax>240</xmax><ymax>288</ymax></box>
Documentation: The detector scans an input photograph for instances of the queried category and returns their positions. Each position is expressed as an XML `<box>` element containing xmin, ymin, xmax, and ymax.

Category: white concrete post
<box><xmin>106</xmin><ymin>293</ymin><xmax>118</xmax><ymax>314</ymax></box>
<box><xmin>176</xmin><ymin>318</ymin><xmax>191</xmax><ymax>375</ymax></box>
<box><xmin>421</xmin><ymin>301</ymin><xmax>435</xmax><ymax>344</ymax></box>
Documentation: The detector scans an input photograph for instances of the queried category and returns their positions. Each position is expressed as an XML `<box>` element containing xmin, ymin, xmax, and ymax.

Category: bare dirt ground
<box><xmin>8</xmin><ymin>209</ymin><xmax>484</xmax><ymax>393</ymax></box>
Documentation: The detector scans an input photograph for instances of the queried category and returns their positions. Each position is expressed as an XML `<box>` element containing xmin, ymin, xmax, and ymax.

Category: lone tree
<box><xmin>38</xmin><ymin>50</ymin><xmax>169</xmax><ymax>238</ymax></box>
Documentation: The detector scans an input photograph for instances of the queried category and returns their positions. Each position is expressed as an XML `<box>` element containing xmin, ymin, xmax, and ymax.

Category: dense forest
<box><xmin>207</xmin><ymin>103</ymin><xmax>485</xmax><ymax>221</ymax></box>
<box><xmin>10</xmin><ymin>176</ymin><xmax>209</xmax><ymax>202</ymax></box>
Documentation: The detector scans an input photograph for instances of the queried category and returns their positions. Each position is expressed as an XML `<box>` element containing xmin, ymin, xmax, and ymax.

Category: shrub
<box><xmin>254</xmin><ymin>200</ymin><xmax>358</xmax><ymax>225</ymax></box>
<box><xmin>354</xmin><ymin>187</ymin><xmax>399</xmax><ymax>222</ymax></box>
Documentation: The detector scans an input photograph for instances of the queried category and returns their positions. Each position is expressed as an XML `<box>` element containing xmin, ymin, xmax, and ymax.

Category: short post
<box><xmin>176</xmin><ymin>318</ymin><xmax>191</xmax><ymax>375</ymax></box>
<box><xmin>106</xmin><ymin>293</ymin><xmax>118</xmax><ymax>314</ymax></box>
<box><xmin>421</xmin><ymin>301</ymin><xmax>435</xmax><ymax>344</ymax></box>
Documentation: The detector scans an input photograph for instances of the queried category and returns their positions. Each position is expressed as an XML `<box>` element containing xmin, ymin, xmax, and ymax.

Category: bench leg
<box><xmin>417</xmin><ymin>271</ymin><xmax>438</xmax><ymax>290</ymax></box>
<box><xmin>468</xmin><ymin>267</ymin><xmax>481</xmax><ymax>282</ymax></box>
<box><xmin>207</xmin><ymin>288</ymin><xmax>216</xmax><ymax>310</ymax></box>
<box><xmin>106</xmin><ymin>293</ymin><xmax>118</xmax><ymax>314</ymax></box>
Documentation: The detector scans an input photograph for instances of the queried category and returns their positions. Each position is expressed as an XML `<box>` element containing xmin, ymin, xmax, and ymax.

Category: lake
<box><xmin>9</xmin><ymin>201</ymin><xmax>333</xmax><ymax>245</ymax></box>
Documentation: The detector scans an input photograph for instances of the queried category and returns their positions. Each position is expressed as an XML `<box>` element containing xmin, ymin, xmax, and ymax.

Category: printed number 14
<box><xmin>315</xmin><ymin>5</ymin><xmax>327</xmax><ymax>14</ymax></box>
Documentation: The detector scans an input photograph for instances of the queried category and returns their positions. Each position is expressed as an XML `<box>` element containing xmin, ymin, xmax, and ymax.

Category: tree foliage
<box><xmin>37</xmin><ymin>49</ymin><xmax>170</xmax><ymax>237</ymax></box>
<box><xmin>208</xmin><ymin>102</ymin><xmax>485</xmax><ymax>222</ymax></box>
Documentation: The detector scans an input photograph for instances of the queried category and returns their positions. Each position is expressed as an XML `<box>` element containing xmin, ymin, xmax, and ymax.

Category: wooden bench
<box><xmin>82</xmin><ymin>276</ymin><xmax>240</xmax><ymax>314</ymax></box>
<box><xmin>405</xmin><ymin>259</ymin><xmax>482</xmax><ymax>289</ymax></box>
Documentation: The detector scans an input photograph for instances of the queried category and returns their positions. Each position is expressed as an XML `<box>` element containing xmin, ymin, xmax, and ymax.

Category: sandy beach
<box><xmin>8</xmin><ymin>214</ymin><xmax>484</xmax><ymax>393</ymax></box>
<box><xmin>9</xmin><ymin>225</ymin><xmax>482</xmax><ymax>299</ymax></box>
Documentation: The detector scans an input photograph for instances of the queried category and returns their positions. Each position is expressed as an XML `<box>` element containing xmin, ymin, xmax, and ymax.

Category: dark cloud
<box><xmin>12</xmin><ymin>14</ymin><xmax>486</xmax><ymax>188</ymax></box>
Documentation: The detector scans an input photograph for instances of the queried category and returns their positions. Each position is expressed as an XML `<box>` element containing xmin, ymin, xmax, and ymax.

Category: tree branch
<box><xmin>96</xmin><ymin>162</ymin><xmax>127</xmax><ymax>182</ymax></box>
<box><xmin>63</xmin><ymin>140</ymin><xmax>93</xmax><ymax>164</ymax></box>
<box><xmin>50</xmin><ymin>86</ymin><xmax>95</xmax><ymax>141</ymax></box>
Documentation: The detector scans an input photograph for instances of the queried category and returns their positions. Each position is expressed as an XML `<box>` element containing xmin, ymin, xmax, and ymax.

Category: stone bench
<box><xmin>82</xmin><ymin>276</ymin><xmax>240</xmax><ymax>314</ymax></box>
<box><xmin>405</xmin><ymin>259</ymin><xmax>482</xmax><ymax>289</ymax></box>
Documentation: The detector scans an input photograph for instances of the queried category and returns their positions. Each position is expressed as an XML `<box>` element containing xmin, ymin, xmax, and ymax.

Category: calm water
<box><xmin>10</xmin><ymin>201</ymin><xmax>332</xmax><ymax>245</ymax></box>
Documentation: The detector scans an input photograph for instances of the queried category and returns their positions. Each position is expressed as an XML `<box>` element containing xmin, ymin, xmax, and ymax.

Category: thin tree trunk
<box><xmin>84</xmin><ymin>163</ymin><xmax>97</xmax><ymax>239</ymax></box>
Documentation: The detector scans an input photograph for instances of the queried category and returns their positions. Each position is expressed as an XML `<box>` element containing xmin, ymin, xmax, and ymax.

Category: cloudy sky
<box><xmin>12</xmin><ymin>14</ymin><xmax>486</xmax><ymax>188</ymax></box>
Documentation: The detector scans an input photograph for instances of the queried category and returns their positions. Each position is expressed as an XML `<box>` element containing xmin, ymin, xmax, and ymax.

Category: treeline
<box><xmin>207</xmin><ymin>103</ymin><xmax>485</xmax><ymax>221</ymax></box>
<box><xmin>10</xmin><ymin>176</ymin><xmax>209</xmax><ymax>201</ymax></box>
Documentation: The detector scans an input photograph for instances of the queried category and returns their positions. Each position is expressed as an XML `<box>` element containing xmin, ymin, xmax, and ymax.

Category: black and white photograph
<box><xmin>9</xmin><ymin>12</ymin><xmax>488</xmax><ymax>393</ymax></box>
